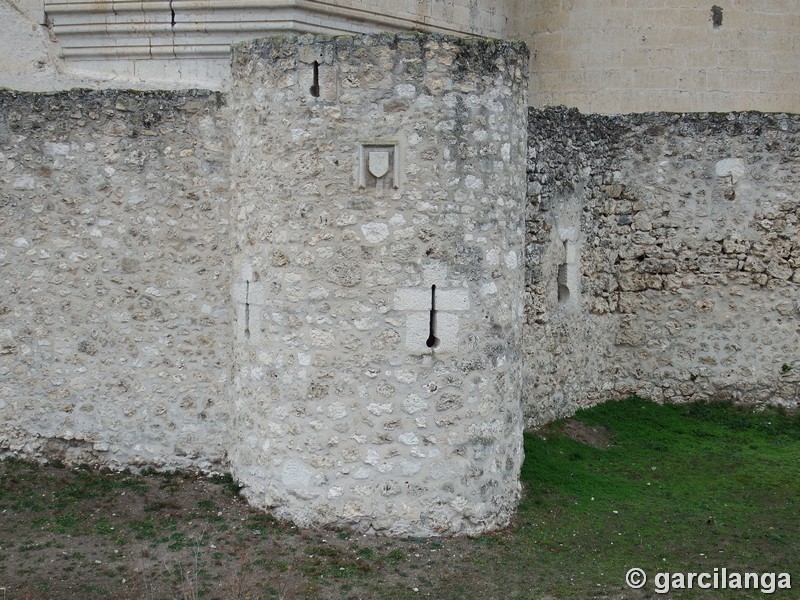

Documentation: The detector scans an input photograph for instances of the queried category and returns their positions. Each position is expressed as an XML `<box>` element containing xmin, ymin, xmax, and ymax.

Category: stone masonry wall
<box><xmin>227</xmin><ymin>34</ymin><xmax>529</xmax><ymax>536</ymax></box>
<box><xmin>0</xmin><ymin>90</ymin><xmax>232</xmax><ymax>470</ymax></box>
<box><xmin>513</xmin><ymin>1</ymin><xmax>800</xmax><ymax>114</ymax></box>
<box><xmin>2</xmin><ymin>32</ymin><xmax>798</xmax><ymax>537</ymax></box>
<box><xmin>526</xmin><ymin>107</ymin><xmax>800</xmax><ymax>426</ymax></box>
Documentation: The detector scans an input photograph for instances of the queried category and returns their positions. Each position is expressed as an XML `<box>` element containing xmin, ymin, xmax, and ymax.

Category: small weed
<box><xmin>472</xmin><ymin>536</ymin><xmax>496</xmax><ymax>547</ymax></box>
<box><xmin>196</xmin><ymin>499</ymin><xmax>218</xmax><ymax>511</ymax></box>
<box><xmin>385</xmin><ymin>548</ymin><xmax>406</xmax><ymax>562</ymax></box>
<box><xmin>19</xmin><ymin>542</ymin><xmax>45</xmax><ymax>552</ymax></box>
<box><xmin>130</xmin><ymin>517</ymin><xmax>157</xmax><ymax>540</ymax></box>
<box><xmin>245</xmin><ymin>512</ymin><xmax>280</xmax><ymax>533</ymax></box>
<box><xmin>145</xmin><ymin>500</ymin><xmax>181</xmax><ymax>512</ymax></box>
<box><xmin>357</xmin><ymin>547</ymin><xmax>376</xmax><ymax>560</ymax></box>
<box><xmin>167</xmin><ymin>532</ymin><xmax>188</xmax><ymax>551</ymax></box>
<box><xmin>92</xmin><ymin>518</ymin><xmax>116</xmax><ymax>536</ymax></box>
<box><xmin>52</xmin><ymin>512</ymin><xmax>83</xmax><ymax>534</ymax></box>
<box><xmin>208</xmin><ymin>473</ymin><xmax>241</xmax><ymax>496</ymax></box>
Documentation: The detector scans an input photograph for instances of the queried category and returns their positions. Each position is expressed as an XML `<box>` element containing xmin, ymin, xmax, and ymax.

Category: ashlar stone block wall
<box><xmin>513</xmin><ymin>0</ymin><xmax>800</xmax><ymax>114</ymax></box>
<box><xmin>525</xmin><ymin>107</ymin><xmax>800</xmax><ymax>426</ymax></box>
<box><xmin>227</xmin><ymin>34</ymin><xmax>529</xmax><ymax>536</ymax></box>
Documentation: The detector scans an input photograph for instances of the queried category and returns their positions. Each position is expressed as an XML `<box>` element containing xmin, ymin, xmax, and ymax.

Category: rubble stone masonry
<box><xmin>0</xmin><ymin>89</ymin><xmax>232</xmax><ymax>469</ymax></box>
<box><xmin>226</xmin><ymin>34</ymin><xmax>529</xmax><ymax>535</ymax></box>
<box><xmin>0</xmin><ymin>33</ymin><xmax>531</xmax><ymax>536</ymax></box>
<box><xmin>526</xmin><ymin>107</ymin><xmax>800</xmax><ymax>426</ymax></box>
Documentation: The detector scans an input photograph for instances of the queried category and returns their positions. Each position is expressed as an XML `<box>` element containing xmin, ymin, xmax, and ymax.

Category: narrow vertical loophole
<box><xmin>244</xmin><ymin>280</ymin><xmax>251</xmax><ymax>339</ymax></box>
<box><xmin>557</xmin><ymin>265</ymin><xmax>570</xmax><ymax>305</ymax></box>
<box><xmin>310</xmin><ymin>61</ymin><xmax>320</xmax><ymax>97</ymax></box>
<box><xmin>711</xmin><ymin>5</ymin><xmax>723</xmax><ymax>28</ymax></box>
<box><xmin>426</xmin><ymin>284</ymin><xmax>439</xmax><ymax>348</ymax></box>
<box><xmin>557</xmin><ymin>241</ymin><xmax>571</xmax><ymax>305</ymax></box>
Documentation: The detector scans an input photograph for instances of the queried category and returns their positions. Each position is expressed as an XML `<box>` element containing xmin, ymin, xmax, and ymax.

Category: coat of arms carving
<box><xmin>359</xmin><ymin>143</ymin><xmax>398</xmax><ymax>189</ymax></box>
<box><xmin>368</xmin><ymin>151</ymin><xmax>390</xmax><ymax>178</ymax></box>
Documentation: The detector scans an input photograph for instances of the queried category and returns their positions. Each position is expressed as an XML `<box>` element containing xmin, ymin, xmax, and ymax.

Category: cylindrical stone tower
<box><xmin>227</xmin><ymin>33</ymin><xmax>528</xmax><ymax>536</ymax></box>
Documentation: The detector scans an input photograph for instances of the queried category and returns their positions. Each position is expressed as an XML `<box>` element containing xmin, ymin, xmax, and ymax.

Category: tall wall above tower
<box><xmin>38</xmin><ymin>0</ymin><xmax>510</xmax><ymax>89</ymax></box>
<box><xmin>3</xmin><ymin>0</ymin><xmax>798</xmax><ymax>116</ymax></box>
<box><xmin>510</xmin><ymin>0</ymin><xmax>799</xmax><ymax>114</ymax></box>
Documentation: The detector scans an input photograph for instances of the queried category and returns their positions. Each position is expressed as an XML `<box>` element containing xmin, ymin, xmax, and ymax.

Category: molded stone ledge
<box><xmin>42</xmin><ymin>0</ymin><xmax>510</xmax><ymax>88</ymax></box>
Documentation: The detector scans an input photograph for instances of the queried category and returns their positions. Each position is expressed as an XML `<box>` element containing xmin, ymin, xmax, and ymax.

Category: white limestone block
<box><xmin>282</xmin><ymin>460</ymin><xmax>311</xmax><ymax>487</ymax></box>
<box><xmin>437</xmin><ymin>289</ymin><xmax>470</xmax><ymax>311</ymax></box>
<box><xmin>394</xmin><ymin>288</ymin><xmax>431</xmax><ymax>310</ymax></box>
<box><xmin>715</xmin><ymin>158</ymin><xmax>746</xmax><ymax>183</ymax></box>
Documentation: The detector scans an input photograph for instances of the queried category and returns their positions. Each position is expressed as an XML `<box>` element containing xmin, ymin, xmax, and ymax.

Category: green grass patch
<box><xmin>514</xmin><ymin>397</ymin><xmax>799</xmax><ymax>597</ymax></box>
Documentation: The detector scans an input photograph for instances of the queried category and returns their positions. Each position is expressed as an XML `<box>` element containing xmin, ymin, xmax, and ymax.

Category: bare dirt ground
<box><xmin>560</xmin><ymin>420</ymin><xmax>613</xmax><ymax>449</ymax></box>
<box><xmin>0</xmin><ymin>459</ymin><xmax>531</xmax><ymax>600</ymax></box>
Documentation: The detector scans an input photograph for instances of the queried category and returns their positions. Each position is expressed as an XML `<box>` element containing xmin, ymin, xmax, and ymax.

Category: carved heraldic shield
<box><xmin>368</xmin><ymin>151</ymin><xmax>390</xmax><ymax>178</ymax></box>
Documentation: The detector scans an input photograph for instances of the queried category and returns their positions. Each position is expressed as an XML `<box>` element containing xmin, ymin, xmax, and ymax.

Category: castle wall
<box><xmin>512</xmin><ymin>0</ymin><xmax>800</xmax><ymax>114</ymax></box>
<box><xmin>1</xmin><ymin>31</ymin><xmax>798</xmax><ymax>535</ymax></box>
<box><xmin>525</xmin><ymin>107</ymin><xmax>800</xmax><ymax>426</ymax></box>
<box><xmin>226</xmin><ymin>34</ymin><xmax>529</xmax><ymax>536</ymax></box>
<box><xmin>0</xmin><ymin>90</ymin><xmax>232</xmax><ymax>470</ymax></box>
